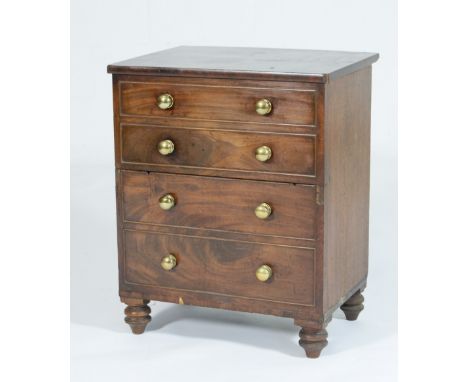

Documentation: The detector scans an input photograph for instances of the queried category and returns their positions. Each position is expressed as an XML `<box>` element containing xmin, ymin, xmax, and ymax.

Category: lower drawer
<box><xmin>123</xmin><ymin>230</ymin><xmax>316</xmax><ymax>306</ymax></box>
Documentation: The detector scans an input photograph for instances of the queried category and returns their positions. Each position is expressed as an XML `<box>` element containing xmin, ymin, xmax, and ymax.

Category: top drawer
<box><xmin>119</xmin><ymin>79</ymin><xmax>317</xmax><ymax>126</ymax></box>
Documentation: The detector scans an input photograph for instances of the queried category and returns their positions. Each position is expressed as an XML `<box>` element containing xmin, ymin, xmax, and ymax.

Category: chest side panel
<box><xmin>323</xmin><ymin>67</ymin><xmax>372</xmax><ymax>313</ymax></box>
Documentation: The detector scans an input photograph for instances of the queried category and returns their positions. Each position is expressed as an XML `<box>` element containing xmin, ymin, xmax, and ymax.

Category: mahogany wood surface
<box><xmin>121</xmin><ymin>219</ymin><xmax>315</xmax><ymax>249</ymax></box>
<box><xmin>108</xmin><ymin>46</ymin><xmax>378</xmax><ymax>83</ymax></box>
<box><xmin>121</xmin><ymin>124</ymin><xmax>317</xmax><ymax>183</ymax></box>
<box><xmin>123</xmin><ymin>229</ymin><xmax>316</xmax><ymax>305</ymax></box>
<box><xmin>110</xmin><ymin>47</ymin><xmax>378</xmax><ymax>357</ymax></box>
<box><xmin>121</xmin><ymin>297</ymin><xmax>151</xmax><ymax>334</ymax></box>
<box><xmin>120</xmin><ymin>284</ymin><xmax>318</xmax><ymax>322</ymax></box>
<box><xmin>340</xmin><ymin>290</ymin><xmax>365</xmax><ymax>321</ymax></box>
<box><xmin>119</xmin><ymin>78</ymin><xmax>316</xmax><ymax>125</ymax></box>
<box><xmin>322</xmin><ymin>67</ymin><xmax>372</xmax><ymax>314</ymax></box>
<box><xmin>295</xmin><ymin>318</ymin><xmax>330</xmax><ymax>358</ymax></box>
<box><xmin>113</xmin><ymin>75</ymin><xmax>325</xmax><ymax>185</ymax></box>
<box><xmin>121</xmin><ymin>170</ymin><xmax>320</xmax><ymax>240</ymax></box>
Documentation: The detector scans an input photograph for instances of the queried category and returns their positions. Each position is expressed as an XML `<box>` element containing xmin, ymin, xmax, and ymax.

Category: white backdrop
<box><xmin>71</xmin><ymin>0</ymin><xmax>397</xmax><ymax>380</ymax></box>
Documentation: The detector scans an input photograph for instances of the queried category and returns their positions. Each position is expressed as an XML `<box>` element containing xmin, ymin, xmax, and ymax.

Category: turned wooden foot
<box><xmin>341</xmin><ymin>290</ymin><xmax>364</xmax><ymax>321</ymax></box>
<box><xmin>122</xmin><ymin>298</ymin><xmax>151</xmax><ymax>334</ymax></box>
<box><xmin>295</xmin><ymin>320</ymin><xmax>329</xmax><ymax>358</ymax></box>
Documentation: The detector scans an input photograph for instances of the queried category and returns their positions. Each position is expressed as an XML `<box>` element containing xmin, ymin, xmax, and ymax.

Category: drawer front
<box><xmin>121</xmin><ymin>124</ymin><xmax>316</xmax><ymax>178</ymax></box>
<box><xmin>119</xmin><ymin>80</ymin><xmax>316</xmax><ymax>126</ymax></box>
<box><xmin>123</xmin><ymin>230</ymin><xmax>316</xmax><ymax>305</ymax></box>
<box><xmin>121</xmin><ymin>171</ymin><xmax>319</xmax><ymax>240</ymax></box>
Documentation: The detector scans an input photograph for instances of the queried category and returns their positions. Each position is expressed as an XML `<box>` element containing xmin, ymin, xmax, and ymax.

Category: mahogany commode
<box><xmin>107</xmin><ymin>46</ymin><xmax>378</xmax><ymax>358</ymax></box>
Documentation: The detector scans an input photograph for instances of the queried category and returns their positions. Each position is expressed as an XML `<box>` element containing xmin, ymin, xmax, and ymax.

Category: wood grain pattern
<box><xmin>114</xmin><ymin>81</ymin><xmax>325</xmax><ymax>185</ymax></box>
<box><xmin>121</xmin><ymin>170</ymin><xmax>320</xmax><ymax>240</ymax></box>
<box><xmin>322</xmin><ymin>67</ymin><xmax>372</xmax><ymax>313</ymax></box>
<box><xmin>120</xmin><ymin>79</ymin><xmax>316</xmax><ymax>125</ymax></box>
<box><xmin>108</xmin><ymin>46</ymin><xmax>379</xmax><ymax>83</ymax></box>
<box><xmin>122</xmin><ymin>220</ymin><xmax>315</xmax><ymax>249</ymax></box>
<box><xmin>123</xmin><ymin>230</ymin><xmax>316</xmax><ymax>305</ymax></box>
<box><xmin>109</xmin><ymin>47</ymin><xmax>378</xmax><ymax>358</ymax></box>
<box><xmin>121</xmin><ymin>124</ymin><xmax>317</xmax><ymax>181</ymax></box>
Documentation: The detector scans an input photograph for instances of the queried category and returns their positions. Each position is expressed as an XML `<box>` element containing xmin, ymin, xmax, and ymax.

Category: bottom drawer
<box><xmin>123</xmin><ymin>230</ymin><xmax>316</xmax><ymax>306</ymax></box>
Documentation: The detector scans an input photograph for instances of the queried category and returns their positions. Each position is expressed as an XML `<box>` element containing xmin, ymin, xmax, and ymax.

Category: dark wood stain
<box><xmin>123</xmin><ymin>230</ymin><xmax>316</xmax><ymax>305</ymax></box>
<box><xmin>110</xmin><ymin>46</ymin><xmax>378</xmax><ymax>358</ymax></box>
<box><xmin>322</xmin><ymin>67</ymin><xmax>372</xmax><ymax>313</ymax></box>
<box><xmin>120</xmin><ymin>78</ymin><xmax>316</xmax><ymax>125</ymax></box>
<box><xmin>121</xmin><ymin>170</ymin><xmax>319</xmax><ymax>240</ymax></box>
<box><xmin>108</xmin><ymin>46</ymin><xmax>378</xmax><ymax>83</ymax></box>
<box><xmin>121</xmin><ymin>124</ymin><xmax>317</xmax><ymax>182</ymax></box>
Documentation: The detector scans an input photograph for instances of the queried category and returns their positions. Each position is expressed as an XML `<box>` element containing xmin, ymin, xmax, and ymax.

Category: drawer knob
<box><xmin>159</xmin><ymin>194</ymin><xmax>176</xmax><ymax>210</ymax></box>
<box><xmin>161</xmin><ymin>254</ymin><xmax>177</xmax><ymax>271</ymax></box>
<box><xmin>256</xmin><ymin>265</ymin><xmax>273</xmax><ymax>282</ymax></box>
<box><xmin>158</xmin><ymin>139</ymin><xmax>175</xmax><ymax>155</ymax></box>
<box><xmin>255</xmin><ymin>145</ymin><xmax>272</xmax><ymax>162</ymax></box>
<box><xmin>157</xmin><ymin>93</ymin><xmax>174</xmax><ymax>110</ymax></box>
<box><xmin>255</xmin><ymin>99</ymin><xmax>272</xmax><ymax>115</ymax></box>
<box><xmin>255</xmin><ymin>202</ymin><xmax>272</xmax><ymax>219</ymax></box>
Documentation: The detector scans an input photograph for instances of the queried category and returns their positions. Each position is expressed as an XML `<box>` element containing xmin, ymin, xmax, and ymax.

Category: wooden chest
<box><xmin>107</xmin><ymin>46</ymin><xmax>379</xmax><ymax>358</ymax></box>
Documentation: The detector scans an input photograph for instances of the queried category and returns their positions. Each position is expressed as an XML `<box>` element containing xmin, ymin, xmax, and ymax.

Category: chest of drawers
<box><xmin>107</xmin><ymin>46</ymin><xmax>378</xmax><ymax>358</ymax></box>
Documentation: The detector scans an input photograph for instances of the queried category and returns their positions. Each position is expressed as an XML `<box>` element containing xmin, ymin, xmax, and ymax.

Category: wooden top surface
<box><xmin>108</xmin><ymin>46</ymin><xmax>378</xmax><ymax>83</ymax></box>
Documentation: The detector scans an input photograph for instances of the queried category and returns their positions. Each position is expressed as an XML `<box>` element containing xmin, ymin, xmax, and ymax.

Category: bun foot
<box><xmin>296</xmin><ymin>320</ymin><xmax>329</xmax><ymax>358</ymax></box>
<box><xmin>341</xmin><ymin>290</ymin><xmax>364</xmax><ymax>321</ymax></box>
<box><xmin>122</xmin><ymin>298</ymin><xmax>151</xmax><ymax>334</ymax></box>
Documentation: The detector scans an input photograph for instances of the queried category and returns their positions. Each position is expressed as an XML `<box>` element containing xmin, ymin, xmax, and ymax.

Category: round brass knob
<box><xmin>159</xmin><ymin>194</ymin><xmax>175</xmax><ymax>210</ymax></box>
<box><xmin>157</xmin><ymin>93</ymin><xmax>174</xmax><ymax>110</ymax></box>
<box><xmin>255</xmin><ymin>202</ymin><xmax>272</xmax><ymax>219</ymax></box>
<box><xmin>255</xmin><ymin>146</ymin><xmax>272</xmax><ymax>162</ymax></box>
<box><xmin>256</xmin><ymin>265</ymin><xmax>272</xmax><ymax>282</ymax></box>
<box><xmin>161</xmin><ymin>254</ymin><xmax>177</xmax><ymax>271</ymax></box>
<box><xmin>255</xmin><ymin>99</ymin><xmax>272</xmax><ymax>115</ymax></box>
<box><xmin>158</xmin><ymin>139</ymin><xmax>175</xmax><ymax>155</ymax></box>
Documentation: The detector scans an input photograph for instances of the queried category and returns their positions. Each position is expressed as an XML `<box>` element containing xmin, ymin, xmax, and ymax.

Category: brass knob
<box><xmin>161</xmin><ymin>254</ymin><xmax>177</xmax><ymax>271</ymax></box>
<box><xmin>158</xmin><ymin>139</ymin><xmax>175</xmax><ymax>155</ymax></box>
<box><xmin>256</xmin><ymin>265</ymin><xmax>272</xmax><ymax>282</ymax></box>
<box><xmin>255</xmin><ymin>99</ymin><xmax>272</xmax><ymax>115</ymax></box>
<box><xmin>157</xmin><ymin>93</ymin><xmax>174</xmax><ymax>110</ymax></box>
<box><xmin>255</xmin><ymin>146</ymin><xmax>272</xmax><ymax>162</ymax></box>
<box><xmin>255</xmin><ymin>202</ymin><xmax>272</xmax><ymax>219</ymax></box>
<box><xmin>159</xmin><ymin>194</ymin><xmax>175</xmax><ymax>210</ymax></box>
